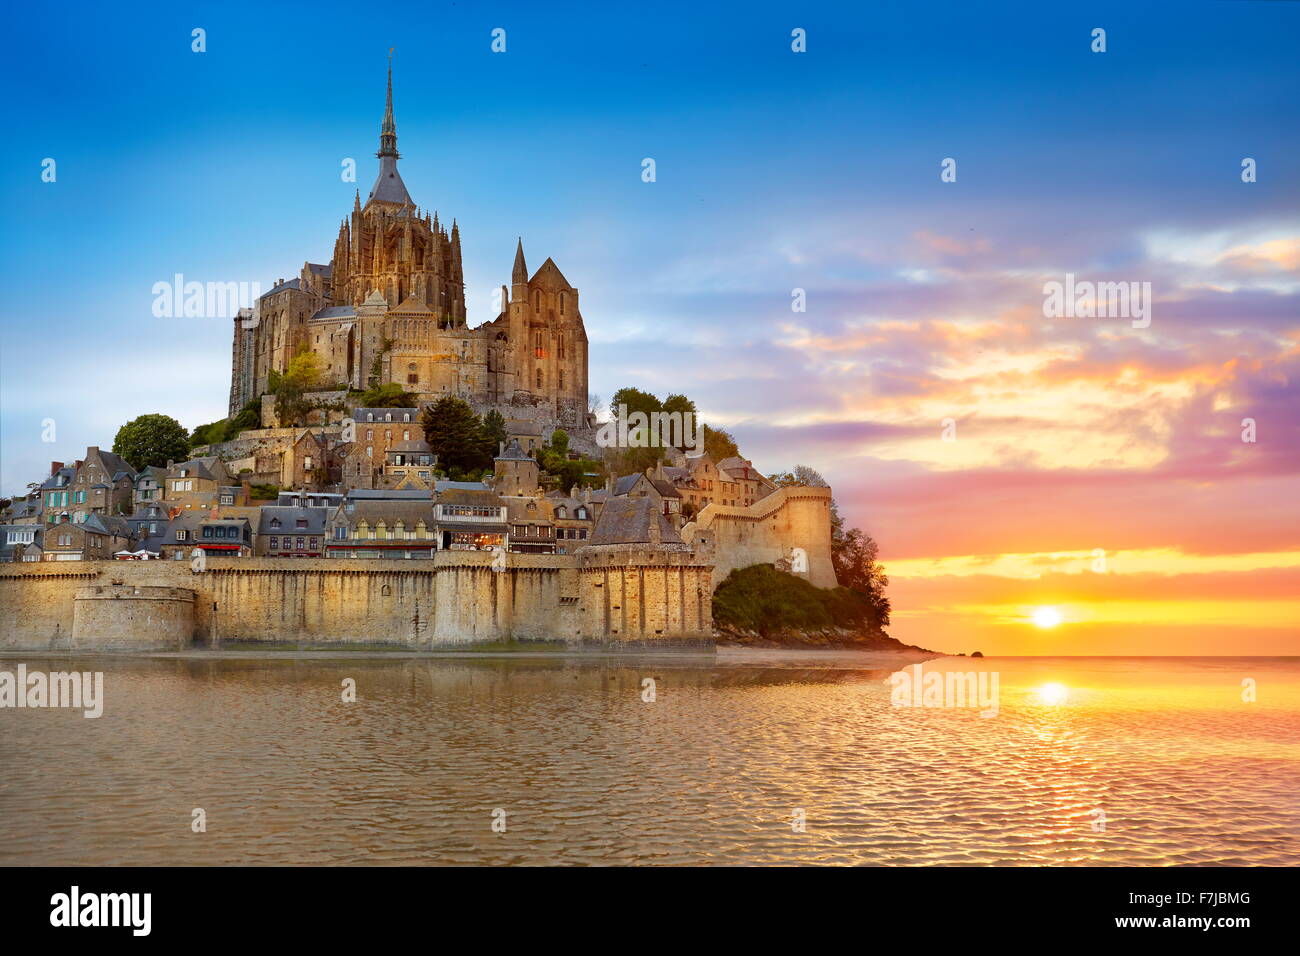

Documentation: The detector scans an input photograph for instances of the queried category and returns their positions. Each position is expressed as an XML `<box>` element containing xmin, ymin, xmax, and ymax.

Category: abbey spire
<box><xmin>378</xmin><ymin>53</ymin><xmax>398</xmax><ymax>159</ymax></box>
<box><xmin>366</xmin><ymin>53</ymin><xmax>414</xmax><ymax>208</ymax></box>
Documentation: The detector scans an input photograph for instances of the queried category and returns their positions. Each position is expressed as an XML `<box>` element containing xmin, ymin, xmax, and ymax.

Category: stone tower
<box><xmin>329</xmin><ymin>58</ymin><xmax>466</xmax><ymax>325</ymax></box>
<box><xmin>493</xmin><ymin>438</ymin><xmax>540</xmax><ymax>497</ymax></box>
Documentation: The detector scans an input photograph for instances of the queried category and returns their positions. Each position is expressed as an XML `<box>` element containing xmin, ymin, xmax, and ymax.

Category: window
<box><xmin>408</xmin><ymin>374</ymin><xmax>418</xmax><ymax>384</ymax></box>
<box><xmin>536</xmin><ymin>369</ymin><xmax>543</xmax><ymax>389</ymax></box>
<box><xmin>269</xmin><ymin>536</ymin><xmax>279</xmax><ymax>549</ymax></box>
<box><xmin>176</xmin><ymin>530</ymin><xmax>187</xmax><ymax>541</ymax></box>
<box><xmin>576</xmin><ymin>507</ymin><xmax>587</xmax><ymax>520</ymax></box>
<box><xmin>296</xmin><ymin>518</ymin><xmax>307</xmax><ymax>529</ymax></box>
<box><xmin>309</xmin><ymin>538</ymin><xmax>319</xmax><ymax>549</ymax></box>
<box><xmin>334</xmin><ymin>527</ymin><xmax>347</xmax><ymax>540</ymax></box>
<box><xmin>296</xmin><ymin>537</ymin><xmax>305</xmax><ymax>550</ymax></box>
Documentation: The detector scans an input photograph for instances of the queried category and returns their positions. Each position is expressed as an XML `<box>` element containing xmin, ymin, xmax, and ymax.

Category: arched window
<box><xmin>555</xmin><ymin>506</ymin><xmax>567</xmax><ymax>519</ymax></box>
<box><xmin>559</xmin><ymin>292</ymin><xmax>566</xmax><ymax>315</ymax></box>
<box><xmin>576</xmin><ymin>507</ymin><xmax>587</xmax><ymax>520</ymax></box>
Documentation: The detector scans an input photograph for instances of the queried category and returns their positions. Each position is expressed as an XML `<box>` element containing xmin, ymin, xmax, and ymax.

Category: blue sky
<box><xmin>2</xmin><ymin>0</ymin><xmax>1300</xmax><ymax>652</ymax></box>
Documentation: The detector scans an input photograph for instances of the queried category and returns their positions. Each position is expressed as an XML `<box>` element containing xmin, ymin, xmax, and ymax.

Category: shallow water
<box><xmin>1</xmin><ymin>652</ymin><xmax>1296</xmax><ymax>865</ymax></box>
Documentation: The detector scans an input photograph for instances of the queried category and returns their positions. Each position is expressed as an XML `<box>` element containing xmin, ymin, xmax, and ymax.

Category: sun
<box><xmin>1037</xmin><ymin>682</ymin><xmax>1069</xmax><ymax>706</ymax></box>
<box><xmin>1031</xmin><ymin>606</ymin><xmax>1063</xmax><ymax>629</ymax></box>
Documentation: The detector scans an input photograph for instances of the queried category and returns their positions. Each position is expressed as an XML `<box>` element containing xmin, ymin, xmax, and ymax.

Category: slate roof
<box><xmin>438</xmin><ymin>488</ymin><xmax>506</xmax><ymax>508</ymax></box>
<box><xmin>311</xmin><ymin>305</ymin><xmax>357</xmax><ymax>321</ymax></box>
<box><xmin>391</xmin><ymin>294</ymin><xmax>433</xmax><ymax>314</ymax></box>
<box><xmin>168</xmin><ymin>457</ymin><xmax>226</xmax><ymax>481</ymax></box>
<box><xmin>336</xmin><ymin>500</ymin><xmax>435</xmax><ymax>526</ymax></box>
<box><xmin>261</xmin><ymin>277</ymin><xmax>302</xmax><ymax>298</ymax></box>
<box><xmin>494</xmin><ymin>438</ymin><xmax>533</xmax><ymax>462</ymax></box>
<box><xmin>306</xmin><ymin>263</ymin><xmax>332</xmax><ymax>276</ymax></box>
<box><xmin>368</xmin><ymin>156</ymin><xmax>415</xmax><ymax>206</ymax></box>
<box><xmin>258</xmin><ymin>506</ymin><xmax>328</xmax><ymax>535</ymax></box>
<box><xmin>587</xmin><ymin>497</ymin><xmax>683</xmax><ymax>548</ymax></box>
<box><xmin>434</xmin><ymin>480</ymin><xmax>489</xmax><ymax>492</ymax></box>
<box><xmin>40</xmin><ymin>468</ymin><xmax>75</xmax><ymax>491</ymax></box>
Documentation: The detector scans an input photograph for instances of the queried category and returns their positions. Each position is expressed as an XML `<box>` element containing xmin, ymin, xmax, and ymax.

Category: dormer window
<box><xmin>576</xmin><ymin>507</ymin><xmax>587</xmax><ymax>520</ymax></box>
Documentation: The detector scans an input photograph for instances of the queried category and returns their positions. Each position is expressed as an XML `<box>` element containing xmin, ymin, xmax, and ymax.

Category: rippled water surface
<box><xmin>2</xmin><ymin>652</ymin><xmax>1297</xmax><ymax>865</ymax></box>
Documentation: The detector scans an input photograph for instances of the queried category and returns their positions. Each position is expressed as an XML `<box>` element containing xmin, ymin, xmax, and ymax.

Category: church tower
<box><xmin>330</xmin><ymin>58</ymin><xmax>466</xmax><ymax>326</ymax></box>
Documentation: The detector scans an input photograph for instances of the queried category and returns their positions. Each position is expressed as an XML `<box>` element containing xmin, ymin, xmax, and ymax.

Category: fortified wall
<box><xmin>0</xmin><ymin>550</ymin><xmax>715</xmax><ymax>652</ymax></box>
<box><xmin>684</xmin><ymin>485</ymin><xmax>838</xmax><ymax>589</ymax></box>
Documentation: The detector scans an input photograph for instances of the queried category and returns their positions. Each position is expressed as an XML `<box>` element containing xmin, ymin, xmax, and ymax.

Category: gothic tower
<box><xmin>330</xmin><ymin>59</ymin><xmax>466</xmax><ymax>325</ymax></box>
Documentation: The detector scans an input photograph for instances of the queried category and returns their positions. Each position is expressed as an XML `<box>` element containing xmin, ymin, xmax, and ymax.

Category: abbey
<box><xmin>228</xmin><ymin>63</ymin><xmax>589</xmax><ymax>428</ymax></box>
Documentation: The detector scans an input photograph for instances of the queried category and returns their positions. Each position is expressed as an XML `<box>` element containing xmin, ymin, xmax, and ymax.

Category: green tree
<box><xmin>609</xmin><ymin>386</ymin><xmax>662</xmax><ymax>419</ymax></box>
<box><xmin>480</xmin><ymin>409</ymin><xmax>508</xmax><ymax>454</ymax></box>
<box><xmin>703</xmin><ymin>424</ymin><xmax>740</xmax><ymax>462</ymax></box>
<box><xmin>549</xmin><ymin>429</ymin><xmax>570</xmax><ymax>458</ymax></box>
<box><xmin>662</xmin><ymin>393</ymin><xmax>697</xmax><ymax>417</ymax></box>
<box><xmin>355</xmin><ymin>382</ymin><xmax>417</xmax><ymax>408</ymax></box>
<box><xmin>113</xmin><ymin>414</ymin><xmax>191</xmax><ymax>470</ymax></box>
<box><xmin>422</xmin><ymin>397</ymin><xmax>489</xmax><ymax>474</ymax></box>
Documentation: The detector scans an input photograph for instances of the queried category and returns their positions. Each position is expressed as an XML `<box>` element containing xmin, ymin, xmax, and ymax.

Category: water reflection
<box><xmin>1</xmin><ymin>654</ymin><xmax>1296</xmax><ymax>866</ymax></box>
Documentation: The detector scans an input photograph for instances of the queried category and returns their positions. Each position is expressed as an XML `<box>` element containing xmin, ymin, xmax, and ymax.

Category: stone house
<box><xmin>42</xmin><ymin>514</ymin><xmax>135</xmax><ymax>561</ymax></box>
<box><xmin>505</xmin><ymin>497</ymin><xmax>555</xmax><ymax>554</ymax></box>
<box><xmin>133</xmin><ymin>465</ymin><xmax>166</xmax><ymax>507</ymax></box>
<box><xmin>326</xmin><ymin>499</ymin><xmax>437</xmax><ymax>559</ymax></box>
<box><xmin>39</xmin><ymin>463</ymin><xmax>76</xmax><ymax>525</ymax></box>
<box><xmin>257</xmin><ymin>506</ymin><xmax>327</xmax><ymax>557</ymax></box>
<box><xmin>165</xmin><ymin>457</ymin><xmax>233</xmax><ymax>509</ymax></box>
<box><xmin>433</xmin><ymin>488</ymin><xmax>508</xmax><ymax>551</ymax></box>
<box><xmin>66</xmin><ymin>446</ymin><xmax>136</xmax><ymax>519</ymax></box>
<box><xmin>546</xmin><ymin>489</ymin><xmax>596</xmax><ymax>555</ymax></box>
<box><xmin>715</xmin><ymin>456</ymin><xmax>776</xmax><ymax>508</ymax></box>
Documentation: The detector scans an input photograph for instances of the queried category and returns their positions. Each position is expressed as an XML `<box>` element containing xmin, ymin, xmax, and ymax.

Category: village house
<box><xmin>66</xmin><ymin>446</ymin><xmax>136</xmax><ymax>519</ymax></box>
<box><xmin>39</xmin><ymin>463</ymin><xmax>76</xmax><ymax>525</ymax></box>
<box><xmin>257</xmin><ymin>506</ymin><xmax>327</xmax><ymax>557</ymax></box>
<box><xmin>505</xmin><ymin>497</ymin><xmax>555</xmax><ymax>554</ymax></box>
<box><xmin>0</xmin><ymin>524</ymin><xmax>41</xmax><ymax>562</ymax></box>
<box><xmin>326</xmin><ymin>499</ymin><xmax>437</xmax><ymax>558</ymax></box>
<box><xmin>342</xmin><ymin>407</ymin><xmax>422</xmax><ymax>490</ymax></box>
<box><xmin>546</xmin><ymin>488</ymin><xmax>596</xmax><ymax>555</ymax></box>
<box><xmin>133</xmin><ymin>465</ymin><xmax>166</xmax><ymax>506</ymax></box>
<box><xmin>43</xmin><ymin>514</ymin><xmax>135</xmax><ymax>561</ymax></box>
<box><xmin>159</xmin><ymin>513</ymin><xmax>253</xmax><ymax>559</ymax></box>
<box><xmin>715</xmin><ymin>456</ymin><xmax>776</xmax><ymax>508</ymax></box>
<box><xmin>165</xmin><ymin>457</ymin><xmax>233</xmax><ymax>509</ymax></box>
<box><xmin>378</xmin><ymin>437</ymin><xmax>436</xmax><ymax>489</ymax></box>
<box><xmin>610</xmin><ymin>467</ymin><xmax>683</xmax><ymax>524</ymax></box>
<box><xmin>434</xmin><ymin>488</ymin><xmax>508</xmax><ymax>551</ymax></box>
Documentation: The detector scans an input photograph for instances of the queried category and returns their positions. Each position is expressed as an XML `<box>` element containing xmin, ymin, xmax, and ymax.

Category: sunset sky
<box><xmin>2</xmin><ymin>1</ymin><xmax>1297</xmax><ymax>655</ymax></box>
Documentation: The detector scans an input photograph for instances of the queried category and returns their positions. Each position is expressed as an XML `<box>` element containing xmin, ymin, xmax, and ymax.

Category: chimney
<box><xmin>241</xmin><ymin>479</ymin><xmax>252</xmax><ymax>501</ymax></box>
<box><xmin>498</xmin><ymin>441</ymin><xmax>505</xmax><ymax>458</ymax></box>
<box><xmin>50</xmin><ymin>461</ymin><xmax>64</xmax><ymax>476</ymax></box>
<box><xmin>166</xmin><ymin>460</ymin><xmax>175</xmax><ymax>469</ymax></box>
<box><xmin>88</xmin><ymin>446</ymin><xmax>99</xmax><ymax>455</ymax></box>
